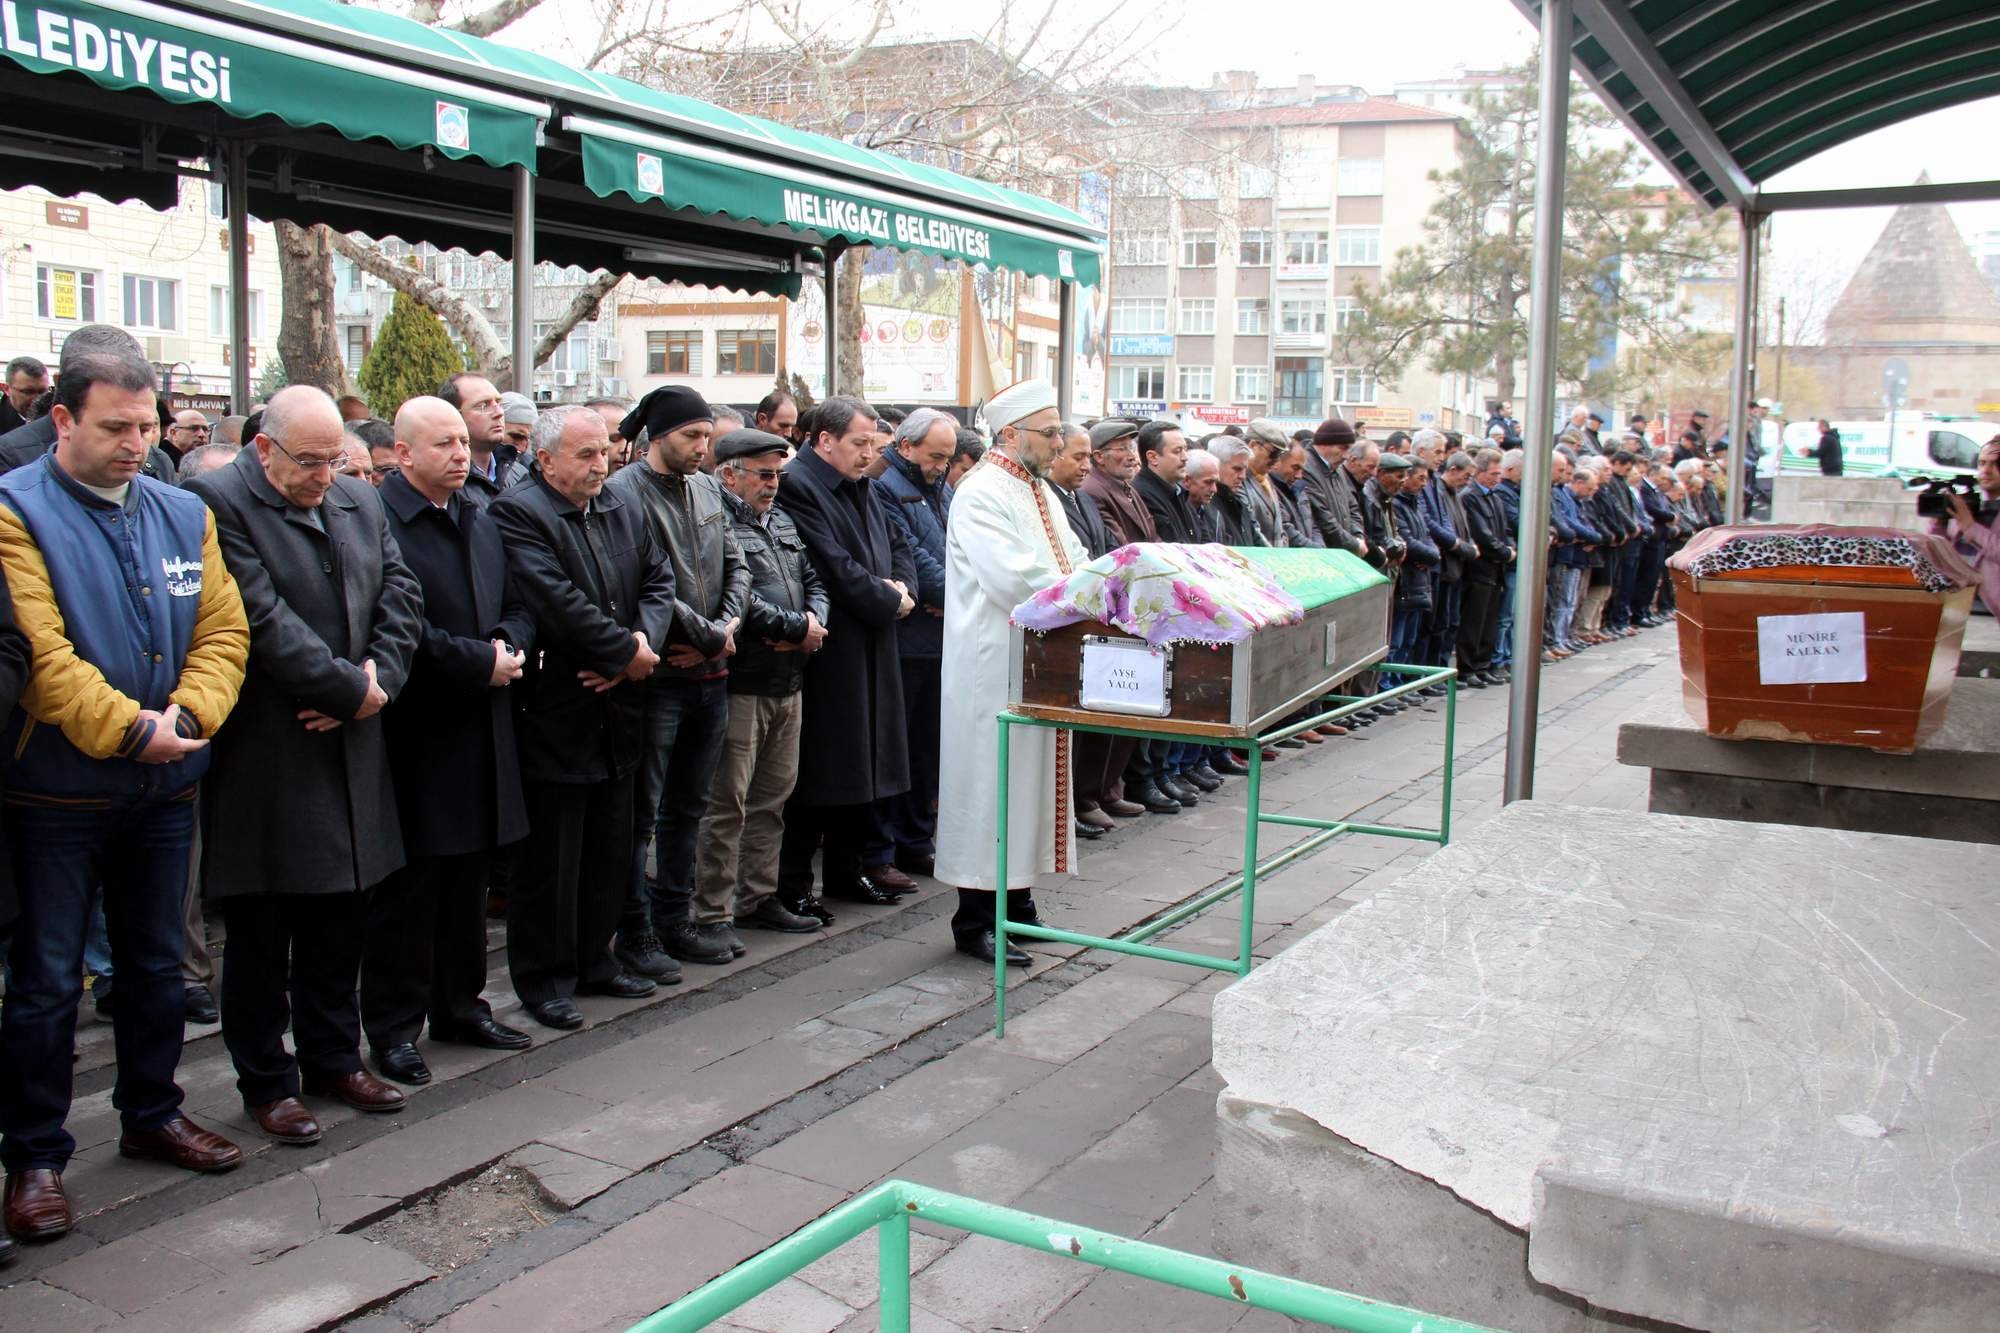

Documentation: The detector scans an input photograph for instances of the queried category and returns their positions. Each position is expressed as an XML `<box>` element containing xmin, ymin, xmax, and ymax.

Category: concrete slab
<box><xmin>506</xmin><ymin>1142</ymin><xmax>630</xmax><ymax>1211</ymax></box>
<box><xmin>115</xmin><ymin>1234</ymin><xmax>433</xmax><ymax>1333</ymax></box>
<box><xmin>1212</xmin><ymin>801</ymin><xmax>2000</xmax><ymax>1333</ymax></box>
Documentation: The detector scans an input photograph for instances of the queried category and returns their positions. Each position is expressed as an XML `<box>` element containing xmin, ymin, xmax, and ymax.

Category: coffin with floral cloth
<box><xmin>1006</xmin><ymin>543</ymin><xmax>1390</xmax><ymax>738</ymax></box>
<box><xmin>1668</xmin><ymin>523</ymin><xmax>1979</xmax><ymax>752</ymax></box>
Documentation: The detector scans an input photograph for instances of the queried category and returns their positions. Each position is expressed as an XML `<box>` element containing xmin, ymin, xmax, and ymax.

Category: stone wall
<box><xmin>1771</xmin><ymin>474</ymin><xmax>1927</xmax><ymax>531</ymax></box>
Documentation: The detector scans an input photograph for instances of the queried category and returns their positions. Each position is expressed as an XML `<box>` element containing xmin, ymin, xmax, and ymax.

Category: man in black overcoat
<box><xmin>186</xmin><ymin>386</ymin><xmax>424</xmax><ymax>1143</ymax></box>
<box><xmin>773</xmin><ymin>396</ymin><xmax>916</xmax><ymax>907</ymax></box>
<box><xmin>361</xmin><ymin>397</ymin><xmax>536</xmax><ymax>1086</ymax></box>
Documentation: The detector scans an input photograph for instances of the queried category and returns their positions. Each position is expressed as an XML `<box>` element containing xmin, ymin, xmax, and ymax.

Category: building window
<box><xmin>537</xmin><ymin>323</ymin><xmax>599</xmax><ymax>375</ymax></box>
<box><xmin>1045</xmin><ymin>346</ymin><xmax>1060</xmax><ymax>381</ymax></box>
<box><xmin>1015</xmin><ymin>344</ymin><xmax>1036</xmax><ymax>382</ymax></box>
<box><xmin>1236</xmin><ymin>298</ymin><xmax>1270</xmax><ymax>335</ymax></box>
<box><xmin>647</xmin><ymin>330</ymin><xmax>702</xmax><ymax>376</ymax></box>
<box><xmin>1176</xmin><ymin>365</ymin><xmax>1214</xmax><ymax>402</ymax></box>
<box><xmin>208</xmin><ymin>286</ymin><xmax>265</xmax><ymax>339</ymax></box>
<box><xmin>1336</xmin><ymin>227</ymin><xmax>1382</xmax><ymax>265</ymax></box>
<box><xmin>122</xmin><ymin>275</ymin><xmax>179</xmax><ymax>331</ymax></box>
<box><xmin>1337</xmin><ymin>157</ymin><xmax>1385</xmax><ymax>195</ymax></box>
<box><xmin>1179</xmin><ymin>298</ymin><xmax>1216</xmax><ymax>335</ymax></box>
<box><xmin>343</xmin><ymin>324</ymin><xmax>369</xmax><ymax>374</ymax></box>
<box><xmin>36</xmin><ymin>265</ymin><xmax>98</xmax><ymax>322</ymax></box>
<box><xmin>1334</xmin><ymin>296</ymin><xmax>1362</xmax><ymax>332</ymax></box>
<box><xmin>1180</xmin><ymin>230</ymin><xmax>1217</xmax><ymax>267</ymax></box>
<box><xmin>1233</xmin><ymin>365</ymin><xmax>1270</xmax><ymax>402</ymax></box>
<box><xmin>1282</xmin><ymin>230</ymin><xmax>1329</xmax><ymax>267</ymax></box>
<box><xmin>1273</xmin><ymin>357</ymin><xmax>1323</xmax><ymax>418</ymax></box>
<box><xmin>1278</xmin><ymin>296</ymin><xmax>1328</xmax><ymax>336</ymax></box>
<box><xmin>1111</xmin><ymin>364</ymin><xmax>1166</xmax><ymax>399</ymax></box>
<box><xmin>1278</xmin><ymin>147</ymin><xmax>1334</xmax><ymax>207</ymax></box>
<box><xmin>717</xmin><ymin>328</ymin><xmax>777</xmax><ymax>375</ymax></box>
<box><xmin>1110</xmin><ymin>298</ymin><xmax>1169</xmax><ymax>334</ymax></box>
<box><xmin>1329</xmin><ymin>366</ymin><xmax>1378</xmax><ymax>405</ymax></box>
<box><xmin>1238</xmin><ymin>230</ymin><xmax>1272</xmax><ymax>266</ymax></box>
<box><xmin>1113</xmin><ymin>230</ymin><xmax>1170</xmax><ymax>266</ymax></box>
<box><xmin>1237</xmin><ymin>164</ymin><xmax>1275</xmax><ymax>199</ymax></box>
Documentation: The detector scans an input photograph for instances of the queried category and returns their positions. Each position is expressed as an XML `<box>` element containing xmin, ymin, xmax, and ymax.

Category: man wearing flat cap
<box><xmin>935</xmin><ymin>381</ymin><xmax>1086</xmax><ymax>966</ymax></box>
<box><xmin>695</xmin><ymin>430</ymin><xmax>828</xmax><ymax>937</ymax></box>
<box><xmin>605</xmin><ymin>385</ymin><xmax>750</xmax><ymax>974</ymax></box>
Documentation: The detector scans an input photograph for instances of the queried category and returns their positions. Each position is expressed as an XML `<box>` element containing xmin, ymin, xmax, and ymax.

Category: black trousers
<box><xmin>219</xmin><ymin>893</ymin><xmax>366</xmax><ymax>1106</ymax></box>
<box><xmin>877</xmin><ymin>657</ymin><xmax>941</xmax><ymax>859</ymax></box>
<box><xmin>509</xmin><ymin>775</ymin><xmax>631</xmax><ymax>1007</ymax></box>
<box><xmin>361</xmin><ymin>849</ymin><xmax>494</xmax><ymax>1050</ymax></box>
<box><xmin>1458</xmin><ymin>567</ymin><xmax>1504</xmax><ymax>672</ymax></box>
<box><xmin>777</xmin><ymin>798</ymin><xmax>869</xmax><ymax>902</ymax></box>
<box><xmin>950</xmin><ymin>888</ymin><xmax>1037</xmax><ymax>942</ymax></box>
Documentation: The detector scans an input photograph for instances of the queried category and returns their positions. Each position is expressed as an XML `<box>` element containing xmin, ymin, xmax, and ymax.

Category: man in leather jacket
<box><xmin>488</xmin><ymin>405</ymin><xmax>675</xmax><ymax>1031</ymax></box>
<box><xmin>695</xmin><ymin>430</ymin><xmax>829</xmax><ymax>935</ymax></box>
<box><xmin>604</xmin><ymin>387</ymin><xmax>750</xmax><ymax>973</ymax></box>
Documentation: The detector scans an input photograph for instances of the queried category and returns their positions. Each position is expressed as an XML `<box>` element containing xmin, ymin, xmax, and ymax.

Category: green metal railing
<box><xmin>993</xmin><ymin>661</ymin><xmax>1457</xmax><ymax>1034</ymax></box>
<box><xmin>630</xmin><ymin>1178</ymin><xmax>1498</xmax><ymax>1332</ymax></box>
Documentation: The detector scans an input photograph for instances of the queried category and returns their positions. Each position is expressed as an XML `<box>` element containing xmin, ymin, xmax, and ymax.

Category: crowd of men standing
<box><xmin>0</xmin><ymin>322</ymin><xmax>1733</xmax><ymax>1256</ymax></box>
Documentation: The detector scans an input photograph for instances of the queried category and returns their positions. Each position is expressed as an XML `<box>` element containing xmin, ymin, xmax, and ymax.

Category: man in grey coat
<box><xmin>187</xmin><ymin>386</ymin><xmax>424</xmax><ymax>1145</ymax></box>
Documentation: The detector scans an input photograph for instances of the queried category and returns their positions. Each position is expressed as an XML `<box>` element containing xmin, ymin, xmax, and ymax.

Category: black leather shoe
<box><xmin>1183</xmin><ymin>765</ymin><xmax>1223</xmax><ymax>792</ymax></box>
<box><xmin>893</xmin><ymin>850</ymin><xmax>936</xmax><ymax>878</ymax></box>
<box><xmin>576</xmin><ymin>972</ymin><xmax>657</xmax><ymax>998</ymax></box>
<box><xmin>1130</xmin><ymin>782</ymin><xmax>1182</xmax><ymax>815</ymax></box>
<box><xmin>373</xmin><ymin>1043</ymin><xmax>432</xmax><ymax>1086</ymax></box>
<box><xmin>825</xmin><ymin>877</ymin><xmax>898</xmax><ymax>906</ymax></box>
<box><xmin>430</xmin><ymin>1016</ymin><xmax>534</xmax><ymax>1050</ymax></box>
<box><xmin>525</xmin><ymin>998</ymin><xmax>584</xmax><ymax>1030</ymax></box>
<box><xmin>1214</xmin><ymin>752</ymin><xmax>1251</xmax><ymax>776</ymax></box>
<box><xmin>1073</xmin><ymin>820</ymin><xmax>1105</xmax><ymax>840</ymax></box>
<box><xmin>738</xmin><ymin>899</ymin><xmax>821</xmax><ymax>933</ymax></box>
<box><xmin>1159</xmin><ymin>775</ymin><xmax>1199</xmax><ymax>807</ymax></box>
<box><xmin>955</xmin><ymin>930</ymin><xmax>1031</xmax><ymax>967</ymax></box>
<box><xmin>183</xmin><ymin>983</ymin><xmax>219</xmax><ymax>1025</ymax></box>
<box><xmin>788</xmin><ymin>895</ymin><xmax>836</xmax><ymax>926</ymax></box>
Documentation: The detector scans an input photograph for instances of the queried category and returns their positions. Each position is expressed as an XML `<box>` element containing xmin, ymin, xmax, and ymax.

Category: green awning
<box><xmin>571</xmin><ymin>117</ymin><xmax>1102</xmax><ymax>286</ymax></box>
<box><xmin>0</xmin><ymin>0</ymin><xmax>547</xmax><ymax>169</ymax></box>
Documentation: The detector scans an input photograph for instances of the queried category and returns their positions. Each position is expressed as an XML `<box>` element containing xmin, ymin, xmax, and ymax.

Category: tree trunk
<box><xmin>834</xmin><ymin>246</ymin><xmax>868</xmax><ymax>397</ymax></box>
<box><xmin>275</xmin><ymin>222</ymin><xmax>348</xmax><ymax>397</ymax></box>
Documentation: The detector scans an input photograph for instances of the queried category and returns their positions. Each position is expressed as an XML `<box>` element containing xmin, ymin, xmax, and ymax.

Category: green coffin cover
<box><xmin>1236</xmin><ymin>546</ymin><xmax>1388</xmax><ymax>612</ymax></box>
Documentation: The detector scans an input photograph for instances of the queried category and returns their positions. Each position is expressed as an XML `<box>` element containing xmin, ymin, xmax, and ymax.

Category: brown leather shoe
<box><xmin>247</xmin><ymin>1097</ymin><xmax>323</xmax><ymax>1145</ymax></box>
<box><xmin>862</xmin><ymin>863</ymin><xmax>917</xmax><ymax>892</ymax></box>
<box><xmin>1298</xmin><ymin>728</ymin><xmax>1324</xmax><ymax>744</ymax></box>
<box><xmin>303</xmin><ymin>1069</ymin><xmax>406</xmax><ymax>1113</ymax></box>
<box><xmin>1316</xmin><ymin>724</ymin><xmax>1350</xmax><ymax>737</ymax></box>
<box><xmin>118</xmin><ymin>1115</ymin><xmax>243</xmax><ymax>1173</ymax></box>
<box><xmin>1102</xmin><ymin>798</ymin><xmax>1147</xmax><ymax>818</ymax></box>
<box><xmin>4</xmin><ymin>1169</ymin><xmax>71</xmax><ymax>1240</ymax></box>
<box><xmin>1076</xmin><ymin>807</ymin><xmax>1116</xmax><ymax>830</ymax></box>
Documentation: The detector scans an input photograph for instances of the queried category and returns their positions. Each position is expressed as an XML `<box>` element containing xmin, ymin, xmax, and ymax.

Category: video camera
<box><xmin>1908</xmin><ymin>473</ymin><xmax>1982</xmax><ymax>520</ymax></box>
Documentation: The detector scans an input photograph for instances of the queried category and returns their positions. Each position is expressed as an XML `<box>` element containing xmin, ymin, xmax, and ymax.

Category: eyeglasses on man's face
<box><xmin>270</xmin><ymin>437</ymin><xmax>354</xmax><ymax>475</ymax></box>
<box><xmin>1014</xmin><ymin>424</ymin><xmax>1065</xmax><ymax>442</ymax></box>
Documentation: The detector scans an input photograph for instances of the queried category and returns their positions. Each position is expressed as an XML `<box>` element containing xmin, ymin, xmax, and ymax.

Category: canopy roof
<box><xmin>0</xmin><ymin>0</ymin><xmax>1103</xmax><ymax>287</ymax></box>
<box><xmin>1518</xmin><ymin>0</ymin><xmax>2000</xmax><ymax>211</ymax></box>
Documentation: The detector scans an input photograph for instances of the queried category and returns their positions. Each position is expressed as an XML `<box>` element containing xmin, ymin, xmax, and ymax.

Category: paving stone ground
<box><xmin>0</xmin><ymin>631</ymin><xmax>1681</xmax><ymax>1331</ymax></box>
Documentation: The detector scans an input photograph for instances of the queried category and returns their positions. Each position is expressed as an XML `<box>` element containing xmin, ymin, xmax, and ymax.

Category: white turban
<box><xmin>986</xmin><ymin>380</ymin><xmax>1058</xmax><ymax>430</ymax></box>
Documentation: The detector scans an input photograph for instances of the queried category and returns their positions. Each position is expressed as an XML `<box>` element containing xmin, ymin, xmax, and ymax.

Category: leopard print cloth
<box><xmin>1671</xmin><ymin>532</ymin><xmax>1966</xmax><ymax>592</ymax></box>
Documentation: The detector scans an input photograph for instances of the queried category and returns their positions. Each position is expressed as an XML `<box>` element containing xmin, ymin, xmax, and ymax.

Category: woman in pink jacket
<box><xmin>1933</xmin><ymin>436</ymin><xmax>2000</xmax><ymax>615</ymax></box>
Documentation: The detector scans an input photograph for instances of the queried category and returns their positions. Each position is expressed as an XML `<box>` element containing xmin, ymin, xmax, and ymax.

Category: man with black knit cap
<box><xmin>605</xmin><ymin>386</ymin><xmax>749</xmax><ymax>973</ymax></box>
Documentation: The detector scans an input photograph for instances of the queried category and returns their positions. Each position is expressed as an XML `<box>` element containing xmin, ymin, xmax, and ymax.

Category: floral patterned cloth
<box><xmin>1011</xmin><ymin>542</ymin><xmax>1306</xmax><ymax>646</ymax></box>
<box><xmin>1669</xmin><ymin>524</ymin><xmax>1978</xmax><ymax>593</ymax></box>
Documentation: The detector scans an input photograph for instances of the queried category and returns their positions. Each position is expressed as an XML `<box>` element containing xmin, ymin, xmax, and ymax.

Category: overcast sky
<box><xmin>497</xmin><ymin>0</ymin><xmax>2000</xmax><ymax>299</ymax></box>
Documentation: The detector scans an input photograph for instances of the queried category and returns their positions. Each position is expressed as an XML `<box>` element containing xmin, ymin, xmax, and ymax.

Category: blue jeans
<box><xmin>624</xmin><ymin>677</ymin><xmax>730</xmax><ymax>936</ymax></box>
<box><xmin>1546</xmin><ymin>565</ymin><xmax>1581</xmax><ymax>647</ymax></box>
<box><xmin>1493</xmin><ymin>568</ymin><xmax>1518</xmax><ymax>666</ymax></box>
<box><xmin>1391</xmin><ymin>604</ymin><xmax>1431</xmax><ymax>664</ymax></box>
<box><xmin>0</xmin><ymin>796</ymin><xmax>193</xmax><ymax>1171</ymax></box>
<box><xmin>1426</xmin><ymin>579</ymin><xmax>1463</xmax><ymax>669</ymax></box>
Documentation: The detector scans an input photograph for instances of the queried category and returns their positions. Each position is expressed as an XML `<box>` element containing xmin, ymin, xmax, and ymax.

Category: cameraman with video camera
<box><xmin>1928</xmin><ymin>435</ymin><xmax>2000</xmax><ymax>614</ymax></box>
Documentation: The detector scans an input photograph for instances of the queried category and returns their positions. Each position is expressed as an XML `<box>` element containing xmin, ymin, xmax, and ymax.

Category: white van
<box><xmin>1778</xmin><ymin>415</ymin><xmax>1999</xmax><ymax>478</ymax></box>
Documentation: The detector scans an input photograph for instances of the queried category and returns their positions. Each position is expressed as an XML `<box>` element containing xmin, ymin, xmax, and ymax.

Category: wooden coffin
<box><xmin>1669</xmin><ymin>525</ymin><xmax>1978</xmax><ymax>754</ymax></box>
<box><xmin>1009</xmin><ymin>547</ymin><xmax>1392</xmax><ymax>740</ymax></box>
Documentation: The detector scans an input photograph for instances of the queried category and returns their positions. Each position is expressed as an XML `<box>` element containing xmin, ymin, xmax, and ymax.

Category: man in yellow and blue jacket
<box><xmin>0</xmin><ymin>349</ymin><xmax>248</xmax><ymax>1245</ymax></box>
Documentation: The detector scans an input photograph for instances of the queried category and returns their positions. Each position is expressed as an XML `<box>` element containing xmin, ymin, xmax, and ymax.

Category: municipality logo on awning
<box><xmin>635</xmin><ymin>151</ymin><xmax>663</xmax><ymax>196</ymax></box>
<box><xmin>435</xmin><ymin>100</ymin><xmax>470</xmax><ymax>151</ymax></box>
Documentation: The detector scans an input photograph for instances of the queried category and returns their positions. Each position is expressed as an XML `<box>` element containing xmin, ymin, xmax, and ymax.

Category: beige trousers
<box><xmin>693</xmin><ymin>692</ymin><xmax>803</xmax><ymax>922</ymax></box>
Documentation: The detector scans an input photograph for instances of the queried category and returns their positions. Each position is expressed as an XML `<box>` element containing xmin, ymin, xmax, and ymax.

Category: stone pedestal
<box><xmin>1212</xmin><ymin>803</ymin><xmax>2000</xmax><ymax>1333</ymax></box>
<box><xmin>1617</xmin><ymin>675</ymin><xmax>2000</xmax><ymax>842</ymax></box>
<box><xmin>1959</xmin><ymin>614</ymin><xmax>2000</xmax><ymax>677</ymax></box>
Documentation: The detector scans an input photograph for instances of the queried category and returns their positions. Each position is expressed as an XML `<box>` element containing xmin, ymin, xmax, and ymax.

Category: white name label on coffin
<box><xmin>1756</xmin><ymin>611</ymin><xmax>1867</xmax><ymax>686</ymax></box>
<box><xmin>1079</xmin><ymin>638</ymin><xmax>1170</xmax><ymax>717</ymax></box>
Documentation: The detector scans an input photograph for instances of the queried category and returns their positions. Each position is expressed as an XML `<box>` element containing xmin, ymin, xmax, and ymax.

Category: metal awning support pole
<box><xmin>822</xmin><ymin>245</ymin><xmax>841</xmax><ymax>397</ymax></box>
<box><xmin>1056</xmin><ymin>279</ymin><xmax>1077</xmax><ymax>417</ymax></box>
<box><xmin>224</xmin><ymin>140</ymin><xmax>252</xmax><ymax>413</ymax></box>
<box><xmin>1723</xmin><ymin>210</ymin><xmax>1762</xmax><ymax>525</ymax></box>
<box><xmin>511</xmin><ymin>165</ymin><xmax>534</xmax><ymax>395</ymax></box>
<box><xmin>1503</xmin><ymin>0</ymin><xmax>1572</xmax><ymax>806</ymax></box>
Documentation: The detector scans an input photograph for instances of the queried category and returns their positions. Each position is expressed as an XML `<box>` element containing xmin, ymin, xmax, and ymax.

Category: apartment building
<box><xmin>1104</xmin><ymin>93</ymin><xmax>1471</xmax><ymax>436</ymax></box>
<box><xmin>0</xmin><ymin>179</ymin><xmax>282</xmax><ymax>413</ymax></box>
